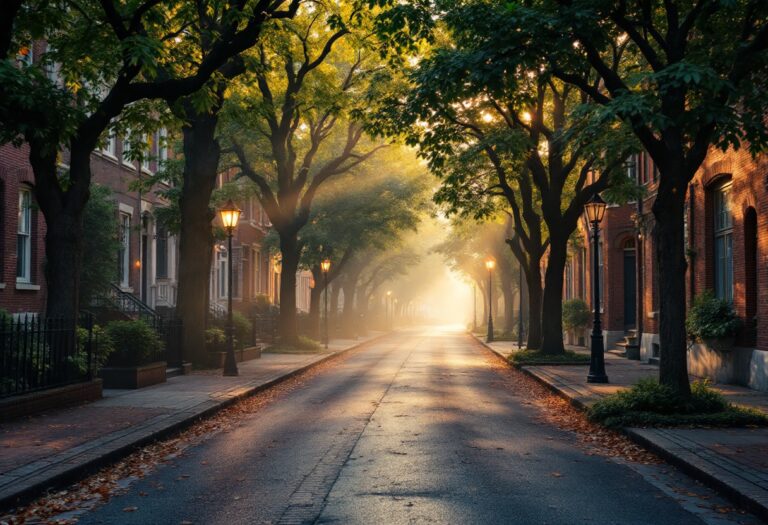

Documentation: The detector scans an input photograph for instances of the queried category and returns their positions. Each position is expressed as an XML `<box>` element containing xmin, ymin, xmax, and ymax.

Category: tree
<box><xmin>370</xmin><ymin>32</ymin><xmax>634</xmax><ymax>350</ymax></box>
<box><xmin>278</xmin><ymin>146</ymin><xmax>431</xmax><ymax>337</ymax></box>
<box><xmin>2</xmin><ymin>0</ymin><xmax>300</xmax><ymax>322</ymax></box>
<box><xmin>469</xmin><ymin>0</ymin><xmax>768</xmax><ymax>395</ymax></box>
<box><xmin>79</xmin><ymin>184</ymin><xmax>120</xmax><ymax>307</ymax></box>
<box><xmin>223</xmin><ymin>4</ymin><xmax>385</xmax><ymax>344</ymax></box>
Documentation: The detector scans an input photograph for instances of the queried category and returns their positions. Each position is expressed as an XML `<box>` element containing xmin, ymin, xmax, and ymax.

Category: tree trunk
<box><xmin>541</xmin><ymin>234</ymin><xmax>568</xmax><ymax>355</ymax></box>
<box><xmin>31</xmin><ymin>142</ymin><xmax>87</xmax><ymax>322</ymax></box>
<box><xmin>44</xmin><ymin>210</ymin><xmax>84</xmax><ymax>320</ymax></box>
<box><xmin>526</xmin><ymin>270</ymin><xmax>543</xmax><ymax>350</ymax></box>
<box><xmin>498</xmin><ymin>265</ymin><xmax>516</xmax><ymax>334</ymax></box>
<box><xmin>330</xmin><ymin>284</ymin><xmax>341</xmax><ymax>336</ymax></box>
<box><xmin>652</xmin><ymin>179</ymin><xmax>691</xmax><ymax>397</ymax></box>
<box><xmin>307</xmin><ymin>267</ymin><xmax>322</xmax><ymax>340</ymax></box>
<box><xmin>175</xmin><ymin>113</ymin><xmax>220</xmax><ymax>366</ymax></box>
<box><xmin>340</xmin><ymin>278</ymin><xmax>357</xmax><ymax>337</ymax></box>
<box><xmin>277</xmin><ymin>231</ymin><xmax>300</xmax><ymax>344</ymax></box>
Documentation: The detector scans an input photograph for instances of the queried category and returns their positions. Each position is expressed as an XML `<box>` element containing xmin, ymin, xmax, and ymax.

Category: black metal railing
<box><xmin>93</xmin><ymin>284</ymin><xmax>159</xmax><ymax>324</ymax></box>
<box><xmin>252</xmin><ymin>314</ymin><xmax>278</xmax><ymax>344</ymax></box>
<box><xmin>0</xmin><ymin>314</ymin><xmax>95</xmax><ymax>398</ymax></box>
<box><xmin>152</xmin><ymin>316</ymin><xmax>183</xmax><ymax>367</ymax></box>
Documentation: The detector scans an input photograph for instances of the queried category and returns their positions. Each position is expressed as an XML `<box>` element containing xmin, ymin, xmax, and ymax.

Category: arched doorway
<box><xmin>623</xmin><ymin>238</ymin><xmax>636</xmax><ymax>330</ymax></box>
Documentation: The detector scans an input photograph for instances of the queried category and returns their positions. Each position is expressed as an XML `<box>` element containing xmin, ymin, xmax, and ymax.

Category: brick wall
<box><xmin>0</xmin><ymin>143</ymin><xmax>47</xmax><ymax>314</ymax></box>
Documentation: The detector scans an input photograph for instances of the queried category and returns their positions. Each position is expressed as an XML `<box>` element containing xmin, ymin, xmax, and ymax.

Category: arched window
<box><xmin>712</xmin><ymin>180</ymin><xmax>733</xmax><ymax>301</ymax></box>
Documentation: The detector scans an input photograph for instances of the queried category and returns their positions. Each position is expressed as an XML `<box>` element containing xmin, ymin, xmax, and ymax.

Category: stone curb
<box><xmin>0</xmin><ymin>334</ymin><xmax>386</xmax><ymax>512</ymax></box>
<box><xmin>469</xmin><ymin>332</ymin><xmax>768</xmax><ymax>521</ymax></box>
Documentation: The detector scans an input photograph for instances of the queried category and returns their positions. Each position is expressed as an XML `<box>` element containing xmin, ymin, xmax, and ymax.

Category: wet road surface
<box><xmin>76</xmin><ymin>328</ymin><xmax>760</xmax><ymax>524</ymax></box>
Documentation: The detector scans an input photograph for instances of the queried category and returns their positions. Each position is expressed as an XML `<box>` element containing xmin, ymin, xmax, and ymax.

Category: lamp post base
<box><xmin>587</xmin><ymin>332</ymin><xmax>608</xmax><ymax>383</ymax></box>
<box><xmin>486</xmin><ymin>317</ymin><xmax>494</xmax><ymax>343</ymax></box>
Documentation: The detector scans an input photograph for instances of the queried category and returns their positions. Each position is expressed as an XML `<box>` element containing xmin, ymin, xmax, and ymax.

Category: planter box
<box><xmin>99</xmin><ymin>361</ymin><xmax>167</xmax><ymax>389</ymax></box>
<box><xmin>0</xmin><ymin>380</ymin><xmax>102</xmax><ymax>421</ymax></box>
<box><xmin>207</xmin><ymin>345</ymin><xmax>262</xmax><ymax>368</ymax></box>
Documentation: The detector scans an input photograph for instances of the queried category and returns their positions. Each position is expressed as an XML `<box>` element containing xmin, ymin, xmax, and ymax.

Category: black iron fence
<box><xmin>0</xmin><ymin>314</ymin><xmax>95</xmax><ymax>399</ymax></box>
<box><xmin>150</xmin><ymin>316</ymin><xmax>183</xmax><ymax>367</ymax></box>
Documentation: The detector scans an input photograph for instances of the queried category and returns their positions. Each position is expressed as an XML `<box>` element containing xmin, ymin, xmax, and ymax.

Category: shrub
<box><xmin>269</xmin><ymin>335</ymin><xmax>322</xmax><ymax>353</ymax></box>
<box><xmin>105</xmin><ymin>320</ymin><xmax>164</xmax><ymax>367</ymax></box>
<box><xmin>74</xmin><ymin>325</ymin><xmax>115</xmax><ymax>374</ymax></box>
<box><xmin>562</xmin><ymin>299</ymin><xmax>591</xmax><ymax>332</ymax></box>
<box><xmin>205</xmin><ymin>327</ymin><xmax>226</xmax><ymax>352</ymax></box>
<box><xmin>510</xmin><ymin>350</ymin><xmax>590</xmax><ymax>365</ymax></box>
<box><xmin>588</xmin><ymin>378</ymin><xmax>768</xmax><ymax>428</ymax></box>
<box><xmin>685</xmin><ymin>290</ymin><xmax>741</xmax><ymax>340</ymax></box>
<box><xmin>232</xmin><ymin>311</ymin><xmax>253</xmax><ymax>349</ymax></box>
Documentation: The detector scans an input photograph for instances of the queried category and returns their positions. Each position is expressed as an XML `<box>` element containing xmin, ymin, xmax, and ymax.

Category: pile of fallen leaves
<box><xmin>487</xmin><ymin>355</ymin><xmax>660</xmax><ymax>465</ymax></box>
<box><xmin>0</xmin><ymin>349</ymin><xmax>357</xmax><ymax>525</ymax></box>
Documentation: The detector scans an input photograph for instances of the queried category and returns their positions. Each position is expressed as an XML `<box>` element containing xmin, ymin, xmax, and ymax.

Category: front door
<box><xmin>623</xmin><ymin>248</ymin><xmax>636</xmax><ymax>329</ymax></box>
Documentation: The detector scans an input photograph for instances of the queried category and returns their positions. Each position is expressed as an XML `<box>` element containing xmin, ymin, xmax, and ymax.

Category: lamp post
<box><xmin>485</xmin><ymin>258</ymin><xmax>496</xmax><ymax>342</ymax></box>
<box><xmin>584</xmin><ymin>193</ymin><xmax>608</xmax><ymax>383</ymax></box>
<box><xmin>472</xmin><ymin>283</ymin><xmax>477</xmax><ymax>331</ymax></box>
<box><xmin>219</xmin><ymin>199</ymin><xmax>241</xmax><ymax>377</ymax></box>
<box><xmin>321</xmin><ymin>259</ymin><xmax>331</xmax><ymax>350</ymax></box>
<box><xmin>386</xmin><ymin>290</ymin><xmax>392</xmax><ymax>330</ymax></box>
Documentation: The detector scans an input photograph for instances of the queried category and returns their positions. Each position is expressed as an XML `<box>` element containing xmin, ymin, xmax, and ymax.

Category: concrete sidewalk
<box><xmin>476</xmin><ymin>335</ymin><xmax>768</xmax><ymax>521</ymax></box>
<box><xmin>0</xmin><ymin>333</ymin><xmax>383</xmax><ymax>510</ymax></box>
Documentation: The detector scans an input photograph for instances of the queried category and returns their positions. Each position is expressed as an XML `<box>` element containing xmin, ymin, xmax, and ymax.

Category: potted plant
<box><xmin>562</xmin><ymin>298</ymin><xmax>591</xmax><ymax>346</ymax></box>
<box><xmin>686</xmin><ymin>291</ymin><xmax>741</xmax><ymax>352</ymax></box>
<box><xmin>99</xmin><ymin>320</ymin><xmax>166</xmax><ymax>388</ymax></box>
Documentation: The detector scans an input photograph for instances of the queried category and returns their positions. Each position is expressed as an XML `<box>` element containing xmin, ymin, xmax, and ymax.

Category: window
<box><xmin>217</xmin><ymin>247</ymin><xmax>228</xmax><ymax>299</ymax></box>
<box><xmin>158</xmin><ymin>129</ymin><xmax>168</xmax><ymax>164</ymax></box>
<box><xmin>141</xmin><ymin>134</ymin><xmax>152</xmax><ymax>173</ymax></box>
<box><xmin>118</xmin><ymin>212</ymin><xmax>131</xmax><ymax>287</ymax></box>
<box><xmin>565</xmin><ymin>261</ymin><xmax>572</xmax><ymax>300</ymax></box>
<box><xmin>122</xmin><ymin>133</ymin><xmax>132</xmax><ymax>165</ymax></box>
<box><xmin>16</xmin><ymin>189</ymin><xmax>32</xmax><ymax>282</ymax></box>
<box><xmin>103</xmin><ymin>133</ymin><xmax>117</xmax><ymax>158</ymax></box>
<box><xmin>713</xmin><ymin>181</ymin><xmax>733</xmax><ymax>301</ymax></box>
<box><xmin>156</xmin><ymin>225</ymin><xmax>168</xmax><ymax>279</ymax></box>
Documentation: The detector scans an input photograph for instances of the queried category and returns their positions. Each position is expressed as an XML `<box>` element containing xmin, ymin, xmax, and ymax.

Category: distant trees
<box><xmin>221</xmin><ymin>3</ymin><xmax>386</xmax><ymax>345</ymax></box>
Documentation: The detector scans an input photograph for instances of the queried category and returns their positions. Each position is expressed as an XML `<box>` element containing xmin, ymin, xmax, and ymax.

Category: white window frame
<box><xmin>713</xmin><ymin>181</ymin><xmax>734</xmax><ymax>302</ymax></box>
<box><xmin>118</xmin><ymin>212</ymin><xmax>131</xmax><ymax>288</ymax></box>
<box><xmin>16</xmin><ymin>189</ymin><xmax>32</xmax><ymax>283</ymax></box>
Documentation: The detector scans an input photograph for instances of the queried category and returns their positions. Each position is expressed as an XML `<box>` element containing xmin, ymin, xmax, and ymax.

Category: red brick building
<box><xmin>574</xmin><ymin>150</ymin><xmax>768</xmax><ymax>392</ymax></box>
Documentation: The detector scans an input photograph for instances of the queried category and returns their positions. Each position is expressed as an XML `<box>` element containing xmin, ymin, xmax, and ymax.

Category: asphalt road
<box><xmin>76</xmin><ymin>328</ymin><xmax>760</xmax><ymax>525</ymax></box>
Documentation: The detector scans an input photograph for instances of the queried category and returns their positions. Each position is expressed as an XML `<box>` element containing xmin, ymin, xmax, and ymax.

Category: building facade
<box><xmin>576</xmin><ymin>150</ymin><xmax>768</xmax><ymax>392</ymax></box>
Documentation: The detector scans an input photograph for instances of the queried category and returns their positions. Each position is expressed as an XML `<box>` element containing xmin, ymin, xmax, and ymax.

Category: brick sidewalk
<box><xmin>476</xmin><ymin>335</ymin><xmax>768</xmax><ymax>521</ymax></box>
<box><xmin>0</xmin><ymin>333</ymin><xmax>383</xmax><ymax>510</ymax></box>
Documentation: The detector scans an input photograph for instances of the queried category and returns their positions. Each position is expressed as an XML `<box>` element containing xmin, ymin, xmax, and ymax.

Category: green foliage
<box><xmin>232</xmin><ymin>311</ymin><xmax>253</xmax><ymax>350</ymax></box>
<box><xmin>79</xmin><ymin>184</ymin><xmax>120</xmax><ymax>306</ymax></box>
<box><xmin>205</xmin><ymin>327</ymin><xmax>226</xmax><ymax>347</ymax></box>
<box><xmin>75</xmin><ymin>325</ymin><xmax>115</xmax><ymax>374</ymax></box>
<box><xmin>510</xmin><ymin>350</ymin><xmax>590</xmax><ymax>365</ymax></box>
<box><xmin>685</xmin><ymin>291</ymin><xmax>741</xmax><ymax>340</ymax></box>
<box><xmin>105</xmin><ymin>320</ymin><xmax>163</xmax><ymax>367</ymax></box>
<box><xmin>588</xmin><ymin>379</ymin><xmax>768</xmax><ymax>428</ymax></box>
<box><xmin>250</xmin><ymin>295</ymin><xmax>273</xmax><ymax>314</ymax></box>
<box><xmin>269</xmin><ymin>335</ymin><xmax>322</xmax><ymax>353</ymax></box>
<box><xmin>562</xmin><ymin>299</ymin><xmax>591</xmax><ymax>332</ymax></box>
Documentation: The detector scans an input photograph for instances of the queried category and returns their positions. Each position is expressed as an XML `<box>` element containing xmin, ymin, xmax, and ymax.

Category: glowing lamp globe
<box><xmin>219</xmin><ymin>199</ymin><xmax>241</xmax><ymax>231</ymax></box>
<box><xmin>584</xmin><ymin>193</ymin><xmax>607</xmax><ymax>224</ymax></box>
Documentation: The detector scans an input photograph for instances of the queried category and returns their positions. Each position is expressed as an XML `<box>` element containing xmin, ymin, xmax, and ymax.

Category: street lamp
<box><xmin>584</xmin><ymin>192</ymin><xmax>608</xmax><ymax>383</ymax></box>
<box><xmin>219</xmin><ymin>199</ymin><xmax>241</xmax><ymax>377</ymax></box>
<box><xmin>321</xmin><ymin>258</ymin><xmax>331</xmax><ymax>350</ymax></box>
<box><xmin>386</xmin><ymin>290</ymin><xmax>392</xmax><ymax>330</ymax></box>
<box><xmin>485</xmin><ymin>258</ymin><xmax>496</xmax><ymax>343</ymax></box>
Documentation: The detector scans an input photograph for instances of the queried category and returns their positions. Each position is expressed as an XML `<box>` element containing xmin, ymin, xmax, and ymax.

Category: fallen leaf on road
<box><xmin>551</xmin><ymin>472</ymin><xmax>563</xmax><ymax>478</ymax></box>
<box><xmin>123</xmin><ymin>506</ymin><xmax>138</xmax><ymax>512</ymax></box>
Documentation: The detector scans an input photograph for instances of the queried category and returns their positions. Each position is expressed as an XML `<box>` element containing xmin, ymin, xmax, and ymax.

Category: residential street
<box><xmin>70</xmin><ymin>328</ymin><xmax>759</xmax><ymax>525</ymax></box>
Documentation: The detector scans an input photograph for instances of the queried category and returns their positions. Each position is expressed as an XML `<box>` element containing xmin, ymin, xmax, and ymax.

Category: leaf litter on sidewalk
<box><xmin>0</xmin><ymin>352</ymin><xmax>353</xmax><ymax>525</ymax></box>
